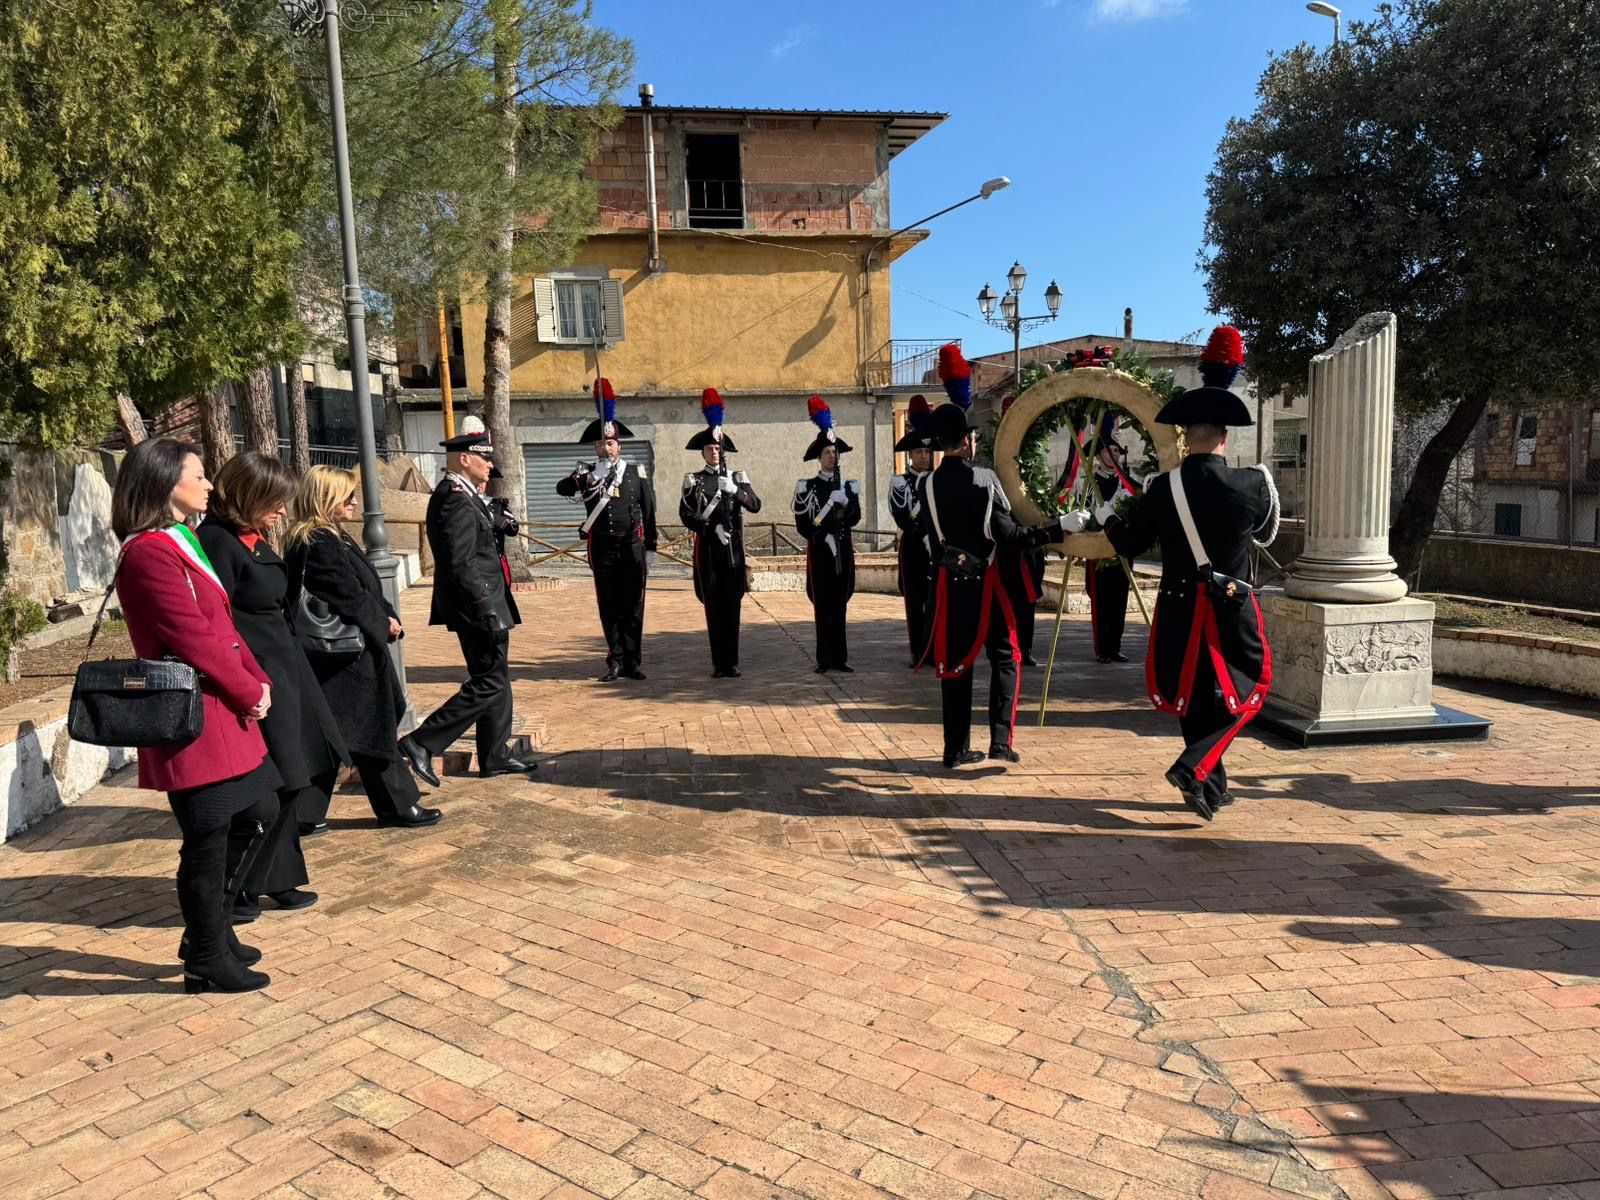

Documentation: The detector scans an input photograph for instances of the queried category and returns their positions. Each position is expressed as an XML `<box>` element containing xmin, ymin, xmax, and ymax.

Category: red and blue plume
<box><xmin>937</xmin><ymin>343</ymin><xmax>972</xmax><ymax>408</ymax></box>
<box><xmin>1199</xmin><ymin>325</ymin><xmax>1245</xmax><ymax>389</ymax></box>
<box><xmin>592</xmin><ymin>378</ymin><xmax>617</xmax><ymax>424</ymax></box>
<box><xmin>907</xmin><ymin>393</ymin><xmax>932</xmax><ymax>433</ymax></box>
<box><xmin>807</xmin><ymin>394</ymin><xmax>833</xmax><ymax>432</ymax></box>
<box><xmin>701</xmin><ymin>387</ymin><xmax>724</xmax><ymax>428</ymax></box>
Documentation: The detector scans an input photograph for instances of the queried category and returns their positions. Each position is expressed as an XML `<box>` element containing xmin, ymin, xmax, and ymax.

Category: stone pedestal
<box><xmin>1258</xmin><ymin>593</ymin><xmax>1487</xmax><ymax>744</ymax></box>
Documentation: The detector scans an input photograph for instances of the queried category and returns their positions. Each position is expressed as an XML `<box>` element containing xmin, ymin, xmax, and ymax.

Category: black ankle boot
<box><xmin>183</xmin><ymin>953</ymin><xmax>270</xmax><ymax>994</ymax></box>
<box><xmin>177</xmin><ymin>925</ymin><xmax>262</xmax><ymax>966</ymax></box>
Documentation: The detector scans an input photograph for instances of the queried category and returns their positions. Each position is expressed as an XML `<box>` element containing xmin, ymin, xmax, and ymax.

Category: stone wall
<box><xmin>0</xmin><ymin>446</ymin><xmax>121</xmax><ymax>608</ymax></box>
<box><xmin>1269</xmin><ymin>521</ymin><xmax>1600</xmax><ymax>612</ymax></box>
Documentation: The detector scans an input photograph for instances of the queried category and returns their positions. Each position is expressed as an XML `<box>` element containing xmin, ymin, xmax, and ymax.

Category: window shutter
<box><xmin>533</xmin><ymin>277</ymin><xmax>559</xmax><ymax>343</ymax></box>
<box><xmin>600</xmin><ymin>278</ymin><xmax>625</xmax><ymax>344</ymax></box>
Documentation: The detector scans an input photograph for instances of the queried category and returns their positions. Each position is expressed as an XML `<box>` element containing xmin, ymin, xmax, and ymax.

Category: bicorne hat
<box><xmin>802</xmin><ymin>395</ymin><xmax>853</xmax><ymax>461</ymax></box>
<box><xmin>1155</xmin><ymin>326</ymin><xmax>1254</xmax><ymax>427</ymax></box>
<box><xmin>893</xmin><ymin>394</ymin><xmax>935</xmax><ymax>453</ymax></box>
<box><xmin>686</xmin><ymin>387</ymin><xmax>738</xmax><ymax>453</ymax></box>
<box><xmin>578</xmin><ymin>378</ymin><xmax>635</xmax><ymax>443</ymax></box>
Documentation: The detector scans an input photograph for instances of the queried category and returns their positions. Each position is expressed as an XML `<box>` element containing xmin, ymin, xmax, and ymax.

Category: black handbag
<box><xmin>67</xmin><ymin>556</ymin><xmax>205</xmax><ymax>748</ymax></box>
<box><xmin>293</xmin><ymin>565</ymin><xmax>365</xmax><ymax>661</ymax></box>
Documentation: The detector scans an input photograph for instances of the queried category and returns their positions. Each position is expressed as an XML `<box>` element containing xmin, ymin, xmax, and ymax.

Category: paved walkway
<box><xmin>2</xmin><ymin>578</ymin><xmax>1598</xmax><ymax>1200</ymax></box>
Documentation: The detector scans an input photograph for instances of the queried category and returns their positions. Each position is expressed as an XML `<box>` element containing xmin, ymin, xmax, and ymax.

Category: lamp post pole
<box><xmin>295</xmin><ymin>0</ymin><xmax>412</xmax><ymax>714</ymax></box>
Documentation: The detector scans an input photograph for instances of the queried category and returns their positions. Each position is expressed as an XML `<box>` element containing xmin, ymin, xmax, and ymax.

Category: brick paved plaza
<box><xmin>2</xmin><ymin>578</ymin><xmax>1598</xmax><ymax>1200</ymax></box>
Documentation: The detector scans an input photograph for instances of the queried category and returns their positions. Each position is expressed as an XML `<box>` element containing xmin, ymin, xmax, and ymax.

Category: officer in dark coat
<box><xmin>681</xmin><ymin>388</ymin><xmax>761</xmax><ymax>678</ymax></box>
<box><xmin>793</xmin><ymin>396</ymin><xmax>862</xmax><ymax>672</ymax></box>
<box><xmin>398</xmin><ymin>425</ymin><xmax>533</xmax><ymax>786</ymax></box>
<box><xmin>557</xmin><ymin>378</ymin><xmax>657</xmax><ymax>681</ymax></box>
<box><xmin>890</xmin><ymin>394</ymin><xmax>936</xmax><ymax>667</ymax></box>
<box><xmin>915</xmin><ymin>402</ymin><xmax>1074</xmax><ymax>768</ymax></box>
<box><xmin>1097</xmin><ymin>326</ymin><xmax>1279</xmax><ymax>821</ymax></box>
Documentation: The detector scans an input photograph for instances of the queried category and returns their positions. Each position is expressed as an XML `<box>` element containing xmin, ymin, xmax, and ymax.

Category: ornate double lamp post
<box><xmin>978</xmin><ymin>262</ymin><xmax>1062</xmax><ymax>387</ymax></box>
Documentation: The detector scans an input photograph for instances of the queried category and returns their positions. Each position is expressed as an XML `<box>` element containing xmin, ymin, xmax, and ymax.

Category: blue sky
<box><xmin>595</xmin><ymin>0</ymin><xmax>1386</xmax><ymax>358</ymax></box>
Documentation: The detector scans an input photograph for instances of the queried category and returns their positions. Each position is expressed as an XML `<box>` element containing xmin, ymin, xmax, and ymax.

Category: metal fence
<box><xmin>516</xmin><ymin>521</ymin><xmax>902</xmax><ymax>569</ymax></box>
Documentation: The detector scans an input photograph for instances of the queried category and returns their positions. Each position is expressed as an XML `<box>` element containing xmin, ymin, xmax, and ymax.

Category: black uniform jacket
<box><xmin>793</xmin><ymin>474</ymin><xmax>862</xmax><ymax>600</ymax></box>
<box><xmin>1104</xmin><ymin>454</ymin><xmax>1278</xmax><ymax>711</ymax></box>
<box><xmin>680</xmin><ymin>467</ymin><xmax>761</xmax><ymax>602</ymax></box>
<box><xmin>426</xmin><ymin>474</ymin><xmax>521</xmax><ymax>633</ymax></box>
<box><xmin>890</xmin><ymin>469</ymin><xmax>934</xmax><ymax>599</ymax></box>
<box><xmin>914</xmin><ymin>458</ymin><xmax>1054</xmax><ymax>678</ymax></box>
<box><xmin>557</xmin><ymin>460</ymin><xmax>658</xmax><ymax>553</ymax></box>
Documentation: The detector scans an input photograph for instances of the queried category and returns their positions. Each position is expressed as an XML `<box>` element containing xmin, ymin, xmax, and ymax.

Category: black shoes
<box><xmin>298</xmin><ymin>821</ymin><xmax>329</xmax><ymax>838</ymax></box>
<box><xmin>379</xmin><ymin>804</ymin><xmax>443</xmax><ymax>828</ymax></box>
<box><xmin>599</xmin><ymin>667</ymin><xmax>620</xmax><ymax>682</ymax></box>
<box><xmin>397</xmin><ymin>735</ymin><xmax>440</xmax><ymax>788</ymax></box>
<box><xmin>1021</xmin><ymin>654</ymin><xmax>1040</xmax><ymax>667</ymax></box>
<box><xmin>944</xmin><ymin>749</ymin><xmax>986</xmax><ymax>769</ymax></box>
<box><xmin>625</xmin><ymin>667</ymin><xmax>647</xmax><ymax>680</ymax></box>
<box><xmin>231</xmin><ymin>894</ymin><xmax>260</xmax><ymax>924</ymax></box>
<box><xmin>183</xmin><ymin>953</ymin><xmax>270</xmax><ymax>994</ymax></box>
<box><xmin>1166</xmin><ymin>765</ymin><xmax>1215</xmax><ymax>822</ymax></box>
<box><xmin>834</xmin><ymin>664</ymin><xmax>854</xmax><ymax>673</ymax></box>
<box><xmin>267</xmin><ymin>889</ymin><xmax>317</xmax><ymax>911</ymax></box>
<box><xmin>814</xmin><ymin>664</ymin><xmax>828</xmax><ymax>674</ymax></box>
<box><xmin>988</xmin><ymin>745</ymin><xmax>1022</xmax><ymax>764</ymax></box>
<box><xmin>712</xmin><ymin>667</ymin><xmax>743</xmax><ymax>679</ymax></box>
<box><xmin>1097</xmin><ymin>652</ymin><xmax>1129</xmax><ymax>663</ymax></box>
<box><xmin>481</xmin><ymin>756</ymin><xmax>537</xmax><ymax>779</ymax></box>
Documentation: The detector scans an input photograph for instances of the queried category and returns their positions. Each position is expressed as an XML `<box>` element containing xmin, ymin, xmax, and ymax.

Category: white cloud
<box><xmin>1092</xmin><ymin>0</ymin><xmax>1187</xmax><ymax>20</ymax></box>
<box><xmin>770</xmin><ymin>24</ymin><xmax>813</xmax><ymax>59</ymax></box>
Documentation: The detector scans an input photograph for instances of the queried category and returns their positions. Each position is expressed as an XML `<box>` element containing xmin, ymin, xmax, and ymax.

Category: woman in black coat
<box><xmin>284</xmin><ymin>466</ymin><xmax>440</xmax><ymax>828</ymax></box>
<box><xmin>199</xmin><ymin>453</ymin><xmax>351</xmax><ymax>921</ymax></box>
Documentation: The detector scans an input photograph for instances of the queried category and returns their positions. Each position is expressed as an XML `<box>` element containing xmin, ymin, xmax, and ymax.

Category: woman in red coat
<box><xmin>111</xmin><ymin>439</ymin><xmax>281</xmax><ymax>993</ymax></box>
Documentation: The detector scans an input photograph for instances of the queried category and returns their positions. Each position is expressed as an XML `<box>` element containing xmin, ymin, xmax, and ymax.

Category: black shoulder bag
<box><xmin>67</xmin><ymin>553</ymin><xmax>205</xmax><ymax>748</ymax></box>
<box><xmin>292</xmin><ymin>539</ymin><xmax>365</xmax><ymax>661</ymax></box>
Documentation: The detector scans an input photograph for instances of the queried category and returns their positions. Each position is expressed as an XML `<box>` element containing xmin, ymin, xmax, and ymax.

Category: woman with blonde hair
<box><xmin>285</xmin><ymin>466</ymin><xmax>440</xmax><ymax>828</ymax></box>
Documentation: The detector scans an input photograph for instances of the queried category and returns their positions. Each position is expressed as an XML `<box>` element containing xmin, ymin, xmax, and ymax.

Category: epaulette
<box><xmin>635</xmin><ymin>464</ymin><xmax>648</xmax><ymax>480</ymax></box>
<box><xmin>734</xmin><ymin>470</ymin><xmax>750</xmax><ymax>484</ymax></box>
<box><xmin>794</xmin><ymin>478</ymin><xmax>808</xmax><ymax>495</ymax></box>
<box><xmin>681</xmin><ymin>472</ymin><xmax>697</xmax><ymax>492</ymax></box>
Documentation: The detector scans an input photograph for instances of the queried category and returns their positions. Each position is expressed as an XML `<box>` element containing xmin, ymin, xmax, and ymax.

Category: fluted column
<box><xmin>1286</xmin><ymin>312</ymin><xmax>1409</xmax><ymax>603</ymax></box>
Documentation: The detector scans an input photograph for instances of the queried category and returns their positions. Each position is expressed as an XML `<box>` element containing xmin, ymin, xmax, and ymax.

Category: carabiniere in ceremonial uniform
<box><xmin>558</xmin><ymin>378</ymin><xmax>658</xmax><ymax>681</ymax></box>
<box><xmin>398</xmin><ymin>423</ymin><xmax>534</xmax><ymax>786</ymax></box>
<box><xmin>1099</xmin><ymin>326</ymin><xmax>1280</xmax><ymax>822</ymax></box>
<box><xmin>681</xmin><ymin>388</ymin><xmax>761</xmax><ymax>678</ymax></box>
<box><xmin>793</xmin><ymin>395</ymin><xmax>862</xmax><ymax>673</ymax></box>
<box><xmin>889</xmin><ymin>394</ymin><xmax>936</xmax><ymax>668</ymax></box>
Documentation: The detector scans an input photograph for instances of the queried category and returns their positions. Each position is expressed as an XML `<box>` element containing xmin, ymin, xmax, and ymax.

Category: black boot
<box><xmin>1166</xmin><ymin>765</ymin><xmax>1215</xmax><ymax>822</ymax></box>
<box><xmin>177</xmin><ymin>925</ymin><xmax>262</xmax><ymax>966</ymax></box>
<box><xmin>184</xmin><ymin>953</ymin><xmax>270</xmax><ymax>993</ymax></box>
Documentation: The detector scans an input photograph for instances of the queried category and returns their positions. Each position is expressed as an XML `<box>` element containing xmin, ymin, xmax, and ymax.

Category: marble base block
<box><xmin>1264</xmin><ymin>593</ymin><xmax>1438</xmax><ymax>723</ymax></box>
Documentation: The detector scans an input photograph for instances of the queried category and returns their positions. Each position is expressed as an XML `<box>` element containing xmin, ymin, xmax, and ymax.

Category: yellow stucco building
<box><xmin>396</xmin><ymin>103</ymin><xmax>948</xmax><ymax>533</ymax></box>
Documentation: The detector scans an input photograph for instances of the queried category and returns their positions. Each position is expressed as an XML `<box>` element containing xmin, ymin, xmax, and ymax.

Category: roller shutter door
<box><xmin>523</xmin><ymin>439</ymin><xmax>655</xmax><ymax>531</ymax></box>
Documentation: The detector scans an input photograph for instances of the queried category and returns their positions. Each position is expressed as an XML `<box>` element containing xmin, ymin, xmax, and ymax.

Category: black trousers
<box><xmin>812</xmin><ymin>588</ymin><xmax>849</xmax><ymax>669</ymax></box>
<box><xmin>940</xmin><ymin>614</ymin><xmax>1021</xmax><ymax>758</ymax></box>
<box><xmin>903</xmin><ymin>579</ymin><xmax>930</xmax><ymax>664</ymax></box>
<box><xmin>592</xmin><ymin>542</ymin><xmax>647</xmax><ymax>669</ymax></box>
<box><xmin>1175</xmin><ymin>657</ymin><xmax>1237</xmax><ymax>800</ymax></box>
<box><xmin>412</xmin><ymin>626</ymin><xmax>513</xmax><ymax>766</ymax></box>
<box><xmin>703</xmin><ymin>586</ymin><xmax>743</xmax><ymax>673</ymax></box>
<box><xmin>296</xmin><ymin>756</ymin><xmax>420</xmax><ymax>822</ymax></box>
<box><xmin>173</xmin><ymin>791</ymin><xmax>278</xmax><ymax>963</ymax></box>
<box><xmin>1089</xmin><ymin>561</ymin><xmax>1130</xmax><ymax>658</ymax></box>
<box><xmin>1013</xmin><ymin>592</ymin><xmax>1037</xmax><ymax>660</ymax></box>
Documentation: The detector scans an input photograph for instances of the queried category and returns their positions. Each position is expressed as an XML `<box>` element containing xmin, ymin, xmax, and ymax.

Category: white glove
<box><xmin>718</xmin><ymin>475</ymin><xmax>737</xmax><ymax>495</ymax></box>
<box><xmin>1095</xmin><ymin>501</ymin><xmax>1116</xmax><ymax>524</ymax></box>
<box><xmin>645</xmin><ymin>551</ymin><xmax>656</xmax><ymax>571</ymax></box>
<box><xmin>830</xmin><ymin>489</ymin><xmax>848</xmax><ymax>506</ymax></box>
<box><xmin>1059</xmin><ymin>511</ymin><xmax>1092</xmax><ymax>533</ymax></box>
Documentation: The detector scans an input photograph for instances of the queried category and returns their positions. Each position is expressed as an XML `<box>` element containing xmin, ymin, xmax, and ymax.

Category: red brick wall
<box><xmin>589</xmin><ymin>114</ymin><xmax>884</xmax><ymax>233</ymax></box>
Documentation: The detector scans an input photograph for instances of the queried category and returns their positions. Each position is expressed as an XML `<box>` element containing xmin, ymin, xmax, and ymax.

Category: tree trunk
<box><xmin>243</xmin><ymin>366</ymin><xmax>278</xmax><ymax>456</ymax></box>
<box><xmin>286</xmin><ymin>363</ymin><xmax>311</xmax><ymax>475</ymax></box>
<box><xmin>198</xmin><ymin>382</ymin><xmax>237</xmax><ymax>476</ymax></box>
<box><xmin>1389</xmin><ymin>386</ymin><xmax>1492</xmax><ymax>585</ymax></box>
<box><xmin>483</xmin><ymin>7</ymin><xmax>528</xmax><ymax>578</ymax></box>
<box><xmin>115</xmin><ymin>391</ymin><xmax>148</xmax><ymax>447</ymax></box>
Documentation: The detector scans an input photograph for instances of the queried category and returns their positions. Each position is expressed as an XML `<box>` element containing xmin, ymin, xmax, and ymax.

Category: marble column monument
<box><xmin>1259</xmin><ymin>313</ymin><xmax>1490</xmax><ymax>744</ymax></box>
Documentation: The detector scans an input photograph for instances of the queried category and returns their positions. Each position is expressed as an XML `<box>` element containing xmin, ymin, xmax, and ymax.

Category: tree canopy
<box><xmin>0</xmin><ymin>0</ymin><xmax>315</xmax><ymax>446</ymax></box>
<box><xmin>1201</xmin><ymin>0</ymin><xmax>1600</xmax><ymax>577</ymax></box>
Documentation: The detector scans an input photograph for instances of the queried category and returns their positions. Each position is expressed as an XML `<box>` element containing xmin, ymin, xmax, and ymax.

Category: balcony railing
<box><xmin>687</xmin><ymin>178</ymin><xmax>744</xmax><ymax>228</ymax></box>
<box><xmin>864</xmin><ymin>339</ymin><xmax>958</xmax><ymax>390</ymax></box>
